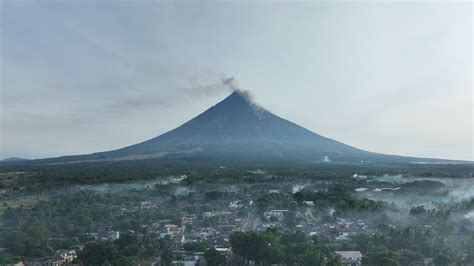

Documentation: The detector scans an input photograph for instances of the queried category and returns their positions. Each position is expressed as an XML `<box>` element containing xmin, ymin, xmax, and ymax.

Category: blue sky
<box><xmin>0</xmin><ymin>1</ymin><xmax>472</xmax><ymax>160</ymax></box>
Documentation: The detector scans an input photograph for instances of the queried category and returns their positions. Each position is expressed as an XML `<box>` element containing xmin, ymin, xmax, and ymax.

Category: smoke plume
<box><xmin>223</xmin><ymin>77</ymin><xmax>255</xmax><ymax>103</ymax></box>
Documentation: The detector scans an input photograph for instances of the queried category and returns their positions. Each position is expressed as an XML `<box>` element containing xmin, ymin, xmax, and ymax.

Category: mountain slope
<box><xmin>46</xmin><ymin>91</ymin><xmax>394</xmax><ymax>163</ymax></box>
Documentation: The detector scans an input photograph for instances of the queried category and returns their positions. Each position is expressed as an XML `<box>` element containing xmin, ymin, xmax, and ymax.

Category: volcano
<box><xmin>43</xmin><ymin>90</ymin><xmax>408</xmax><ymax>163</ymax></box>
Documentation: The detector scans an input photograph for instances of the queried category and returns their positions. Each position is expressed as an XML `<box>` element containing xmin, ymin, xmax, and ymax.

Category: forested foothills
<box><xmin>0</xmin><ymin>158</ymin><xmax>472</xmax><ymax>190</ymax></box>
<box><xmin>0</xmin><ymin>161</ymin><xmax>473</xmax><ymax>265</ymax></box>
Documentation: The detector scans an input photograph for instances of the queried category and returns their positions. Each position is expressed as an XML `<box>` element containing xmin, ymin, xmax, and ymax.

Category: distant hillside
<box><xmin>1</xmin><ymin>157</ymin><xmax>30</xmax><ymax>162</ymax></box>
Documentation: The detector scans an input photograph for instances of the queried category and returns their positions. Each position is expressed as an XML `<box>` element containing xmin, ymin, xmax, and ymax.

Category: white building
<box><xmin>335</xmin><ymin>251</ymin><xmax>363</xmax><ymax>266</ymax></box>
<box><xmin>264</xmin><ymin>210</ymin><xmax>289</xmax><ymax>218</ymax></box>
<box><xmin>107</xmin><ymin>230</ymin><xmax>120</xmax><ymax>241</ymax></box>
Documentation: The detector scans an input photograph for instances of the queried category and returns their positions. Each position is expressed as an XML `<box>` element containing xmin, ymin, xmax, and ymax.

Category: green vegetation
<box><xmin>230</xmin><ymin>229</ymin><xmax>341</xmax><ymax>265</ymax></box>
<box><xmin>294</xmin><ymin>187</ymin><xmax>385</xmax><ymax>212</ymax></box>
<box><xmin>78</xmin><ymin>231</ymin><xmax>166</xmax><ymax>265</ymax></box>
<box><xmin>352</xmin><ymin>227</ymin><xmax>473</xmax><ymax>265</ymax></box>
<box><xmin>0</xmin><ymin>160</ymin><xmax>472</xmax><ymax>265</ymax></box>
<box><xmin>1</xmin><ymin>159</ymin><xmax>472</xmax><ymax>191</ymax></box>
<box><xmin>204</xmin><ymin>247</ymin><xmax>225</xmax><ymax>266</ymax></box>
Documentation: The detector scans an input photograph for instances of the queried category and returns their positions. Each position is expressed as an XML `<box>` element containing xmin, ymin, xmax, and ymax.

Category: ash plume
<box><xmin>223</xmin><ymin>77</ymin><xmax>255</xmax><ymax>103</ymax></box>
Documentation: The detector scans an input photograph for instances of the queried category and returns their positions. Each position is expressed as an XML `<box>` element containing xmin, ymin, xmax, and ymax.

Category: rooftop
<box><xmin>335</xmin><ymin>251</ymin><xmax>363</xmax><ymax>258</ymax></box>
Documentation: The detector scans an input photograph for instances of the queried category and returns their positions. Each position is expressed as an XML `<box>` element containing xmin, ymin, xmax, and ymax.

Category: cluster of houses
<box><xmin>4</xmin><ymin>196</ymin><xmax>370</xmax><ymax>266</ymax></box>
<box><xmin>261</xmin><ymin>204</ymin><xmax>371</xmax><ymax>242</ymax></box>
<box><xmin>14</xmin><ymin>250</ymin><xmax>78</xmax><ymax>266</ymax></box>
<box><xmin>87</xmin><ymin>229</ymin><xmax>120</xmax><ymax>241</ymax></box>
<box><xmin>158</xmin><ymin>214</ymin><xmax>242</xmax><ymax>249</ymax></box>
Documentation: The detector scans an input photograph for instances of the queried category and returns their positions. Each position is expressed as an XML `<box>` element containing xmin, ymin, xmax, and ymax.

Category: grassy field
<box><xmin>0</xmin><ymin>194</ymin><xmax>43</xmax><ymax>213</ymax></box>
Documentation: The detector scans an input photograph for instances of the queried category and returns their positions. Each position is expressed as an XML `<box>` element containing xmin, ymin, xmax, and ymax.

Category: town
<box><xmin>1</xmin><ymin>167</ymin><xmax>473</xmax><ymax>265</ymax></box>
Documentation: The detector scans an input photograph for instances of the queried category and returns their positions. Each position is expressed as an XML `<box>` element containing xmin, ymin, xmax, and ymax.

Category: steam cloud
<box><xmin>223</xmin><ymin>77</ymin><xmax>255</xmax><ymax>103</ymax></box>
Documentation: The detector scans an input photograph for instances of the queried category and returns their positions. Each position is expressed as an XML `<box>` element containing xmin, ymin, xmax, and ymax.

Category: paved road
<box><xmin>227</xmin><ymin>207</ymin><xmax>260</xmax><ymax>265</ymax></box>
<box><xmin>240</xmin><ymin>208</ymin><xmax>259</xmax><ymax>232</ymax></box>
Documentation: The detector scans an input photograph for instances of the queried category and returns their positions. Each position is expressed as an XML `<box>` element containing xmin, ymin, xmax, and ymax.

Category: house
<box><xmin>56</xmin><ymin>249</ymin><xmax>77</xmax><ymax>263</ymax></box>
<box><xmin>335</xmin><ymin>235</ymin><xmax>350</xmax><ymax>241</ymax></box>
<box><xmin>181</xmin><ymin>214</ymin><xmax>197</xmax><ymax>224</ymax></box>
<box><xmin>170</xmin><ymin>251</ymin><xmax>203</xmax><ymax>266</ymax></box>
<box><xmin>229</xmin><ymin>200</ymin><xmax>243</xmax><ymax>208</ymax></box>
<box><xmin>304</xmin><ymin>201</ymin><xmax>315</xmax><ymax>207</ymax></box>
<box><xmin>140</xmin><ymin>201</ymin><xmax>153</xmax><ymax>210</ymax></box>
<box><xmin>160</xmin><ymin>224</ymin><xmax>185</xmax><ymax>242</ymax></box>
<box><xmin>336</xmin><ymin>224</ymin><xmax>350</xmax><ymax>236</ymax></box>
<box><xmin>264</xmin><ymin>210</ymin><xmax>289</xmax><ymax>219</ymax></box>
<box><xmin>335</xmin><ymin>251</ymin><xmax>363</xmax><ymax>266</ymax></box>
<box><xmin>173</xmin><ymin>254</ymin><xmax>200</xmax><ymax>266</ymax></box>
<box><xmin>43</xmin><ymin>256</ymin><xmax>67</xmax><ymax>266</ymax></box>
<box><xmin>203</xmin><ymin>211</ymin><xmax>215</xmax><ymax>218</ymax></box>
<box><xmin>23</xmin><ymin>249</ymin><xmax>78</xmax><ymax>266</ymax></box>
<box><xmin>218</xmin><ymin>224</ymin><xmax>236</xmax><ymax>231</ymax></box>
<box><xmin>106</xmin><ymin>230</ymin><xmax>120</xmax><ymax>241</ymax></box>
<box><xmin>165</xmin><ymin>224</ymin><xmax>180</xmax><ymax>232</ymax></box>
<box><xmin>25</xmin><ymin>257</ymin><xmax>59</xmax><ymax>266</ymax></box>
<box><xmin>215</xmin><ymin>247</ymin><xmax>230</xmax><ymax>256</ymax></box>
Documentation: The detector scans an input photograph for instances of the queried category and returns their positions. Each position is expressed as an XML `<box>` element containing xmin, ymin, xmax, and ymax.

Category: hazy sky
<box><xmin>1</xmin><ymin>1</ymin><xmax>472</xmax><ymax>161</ymax></box>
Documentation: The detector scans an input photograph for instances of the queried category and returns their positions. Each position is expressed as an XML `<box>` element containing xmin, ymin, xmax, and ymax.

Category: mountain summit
<box><xmin>50</xmin><ymin>91</ymin><xmax>393</xmax><ymax>163</ymax></box>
